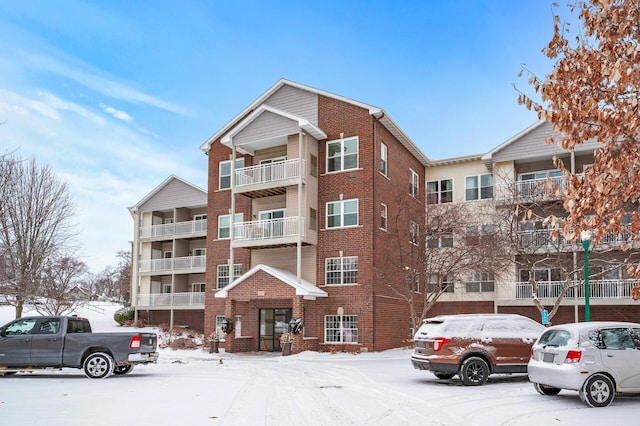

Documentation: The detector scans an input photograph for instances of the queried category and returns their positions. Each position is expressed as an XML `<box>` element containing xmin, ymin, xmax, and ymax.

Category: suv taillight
<box><xmin>129</xmin><ymin>335</ymin><xmax>141</xmax><ymax>349</ymax></box>
<box><xmin>433</xmin><ymin>338</ymin><xmax>450</xmax><ymax>351</ymax></box>
<box><xmin>564</xmin><ymin>350</ymin><xmax>581</xmax><ymax>363</ymax></box>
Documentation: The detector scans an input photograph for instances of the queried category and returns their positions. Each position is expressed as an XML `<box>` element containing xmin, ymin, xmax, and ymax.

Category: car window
<box><xmin>4</xmin><ymin>318</ymin><xmax>37</xmax><ymax>335</ymax></box>
<box><xmin>538</xmin><ymin>329</ymin><xmax>572</xmax><ymax>347</ymax></box>
<box><xmin>38</xmin><ymin>319</ymin><xmax>61</xmax><ymax>334</ymax></box>
<box><xmin>600</xmin><ymin>328</ymin><xmax>635</xmax><ymax>350</ymax></box>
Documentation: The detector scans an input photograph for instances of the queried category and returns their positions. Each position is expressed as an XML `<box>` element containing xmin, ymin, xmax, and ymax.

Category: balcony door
<box><xmin>260</xmin><ymin>209</ymin><xmax>285</xmax><ymax>238</ymax></box>
<box><xmin>259</xmin><ymin>308</ymin><xmax>291</xmax><ymax>352</ymax></box>
<box><xmin>260</xmin><ymin>157</ymin><xmax>286</xmax><ymax>183</ymax></box>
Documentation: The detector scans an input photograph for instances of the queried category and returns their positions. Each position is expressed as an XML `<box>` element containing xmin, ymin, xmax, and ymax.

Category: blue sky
<box><xmin>0</xmin><ymin>1</ymin><xmax>560</xmax><ymax>272</ymax></box>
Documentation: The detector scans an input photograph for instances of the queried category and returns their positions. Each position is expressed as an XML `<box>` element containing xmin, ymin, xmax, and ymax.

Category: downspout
<box><xmin>230</xmin><ymin>146</ymin><xmax>236</xmax><ymax>283</ymax></box>
<box><xmin>297</xmin><ymin>130</ymin><xmax>303</xmax><ymax>284</ymax></box>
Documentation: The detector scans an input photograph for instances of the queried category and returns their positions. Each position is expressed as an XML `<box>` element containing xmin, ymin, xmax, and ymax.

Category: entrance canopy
<box><xmin>214</xmin><ymin>264</ymin><xmax>328</xmax><ymax>300</ymax></box>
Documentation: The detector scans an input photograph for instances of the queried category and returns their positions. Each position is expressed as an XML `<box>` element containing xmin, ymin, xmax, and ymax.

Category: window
<box><xmin>192</xmin><ymin>283</ymin><xmax>205</xmax><ymax>292</ymax></box>
<box><xmin>380</xmin><ymin>203</ymin><xmax>387</xmax><ymax>231</ymax></box>
<box><xmin>406</xmin><ymin>269</ymin><xmax>420</xmax><ymax>293</ymax></box>
<box><xmin>309</xmin><ymin>208</ymin><xmax>317</xmax><ymax>231</ymax></box>
<box><xmin>216</xmin><ymin>264</ymin><xmax>242</xmax><ymax>289</ymax></box>
<box><xmin>327</xmin><ymin>136</ymin><xmax>358</xmax><ymax>172</ymax></box>
<box><xmin>310</xmin><ymin>155</ymin><xmax>318</xmax><ymax>178</ymax></box>
<box><xmin>326</xmin><ymin>199</ymin><xmax>358</xmax><ymax>228</ymax></box>
<box><xmin>427</xmin><ymin>231</ymin><xmax>453</xmax><ymax>248</ymax></box>
<box><xmin>325</xmin><ymin>256</ymin><xmax>358</xmax><ymax>285</ymax></box>
<box><xmin>219</xmin><ymin>158</ymin><xmax>245</xmax><ymax>190</ymax></box>
<box><xmin>325</xmin><ymin>315</ymin><xmax>358</xmax><ymax>343</ymax></box>
<box><xmin>427</xmin><ymin>273</ymin><xmax>454</xmax><ymax>293</ymax></box>
<box><xmin>192</xmin><ymin>248</ymin><xmax>206</xmax><ymax>257</ymax></box>
<box><xmin>193</xmin><ymin>214</ymin><xmax>207</xmax><ymax>232</ymax></box>
<box><xmin>465</xmin><ymin>224</ymin><xmax>494</xmax><ymax>245</ymax></box>
<box><xmin>217</xmin><ymin>213</ymin><xmax>243</xmax><ymax>239</ymax></box>
<box><xmin>380</xmin><ymin>142</ymin><xmax>387</xmax><ymax>176</ymax></box>
<box><xmin>38</xmin><ymin>318</ymin><xmax>60</xmax><ymax>334</ymax></box>
<box><xmin>426</xmin><ymin>179</ymin><xmax>453</xmax><ymax>204</ymax></box>
<box><xmin>465</xmin><ymin>174</ymin><xmax>493</xmax><ymax>201</ymax></box>
<box><xmin>410</xmin><ymin>221</ymin><xmax>419</xmax><ymax>245</ymax></box>
<box><xmin>410</xmin><ymin>169</ymin><xmax>419</xmax><ymax>197</ymax></box>
<box><xmin>465</xmin><ymin>271</ymin><xmax>495</xmax><ymax>293</ymax></box>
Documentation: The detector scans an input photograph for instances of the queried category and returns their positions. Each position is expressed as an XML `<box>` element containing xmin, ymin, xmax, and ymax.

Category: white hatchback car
<box><xmin>528</xmin><ymin>321</ymin><xmax>640</xmax><ymax>407</ymax></box>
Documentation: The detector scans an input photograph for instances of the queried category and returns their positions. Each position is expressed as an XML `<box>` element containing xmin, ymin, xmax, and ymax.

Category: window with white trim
<box><xmin>192</xmin><ymin>283</ymin><xmax>206</xmax><ymax>292</ymax></box>
<box><xmin>327</xmin><ymin>136</ymin><xmax>358</xmax><ymax>172</ymax></box>
<box><xmin>216</xmin><ymin>264</ymin><xmax>243</xmax><ymax>289</ymax></box>
<box><xmin>380</xmin><ymin>203</ymin><xmax>387</xmax><ymax>231</ymax></box>
<box><xmin>465</xmin><ymin>224</ymin><xmax>494</xmax><ymax>245</ymax></box>
<box><xmin>192</xmin><ymin>248</ymin><xmax>206</xmax><ymax>256</ymax></box>
<box><xmin>325</xmin><ymin>256</ymin><xmax>358</xmax><ymax>285</ymax></box>
<box><xmin>410</xmin><ymin>169</ymin><xmax>419</xmax><ymax>197</ymax></box>
<box><xmin>426</xmin><ymin>179</ymin><xmax>453</xmax><ymax>204</ymax></box>
<box><xmin>326</xmin><ymin>199</ymin><xmax>358</xmax><ymax>228</ymax></box>
<box><xmin>217</xmin><ymin>213</ymin><xmax>243</xmax><ymax>239</ymax></box>
<box><xmin>380</xmin><ymin>142</ymin><xmax>387</xmax><ymax>176</ymax></box>
<box><xmin>325</xmin><ymin>315</ymin><xmax>358</xmax><ymax>343</ymax></box>
<box><xmin>465</xmin><ymin>174</ymin><xmax>493</xmax><ymax>201</ymax></box>
<box><xmin>219</xmin><ymin>158</ymin><xmax>245</xmax><ymax>190</ymax></box>
<box><xmin>410</xmin><ymin>221</ymin><xmax>419</xmax><ymax>245</ymax></box>
<box><xmin>465</xmin><ymin>271</ymin><xmax>495</xmax><ymax>293</ymax></box>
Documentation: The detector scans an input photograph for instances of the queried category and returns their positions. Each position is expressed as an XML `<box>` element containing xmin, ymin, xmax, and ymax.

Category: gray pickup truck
<box><xmin>0</xmin><ymin>315</ymin><xmax>158</xmax><ymax>378</ymax></box>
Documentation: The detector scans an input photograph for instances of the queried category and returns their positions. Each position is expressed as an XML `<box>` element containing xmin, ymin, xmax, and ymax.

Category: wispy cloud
<box><xmin>100</xmin><ymin>103</ymin><xmax>133</xmax><ymax>122</ymax></box>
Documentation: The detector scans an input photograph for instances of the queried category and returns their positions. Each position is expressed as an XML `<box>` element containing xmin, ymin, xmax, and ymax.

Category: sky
<box><xmin>2</xmin><ymin>303</ymin><xmax>638</xmax><ymax>425</ymax></box>
<box><xmin>0</xmin><ymin>1</ymin><xmax>564</xmax><ymax>272</ymax></box>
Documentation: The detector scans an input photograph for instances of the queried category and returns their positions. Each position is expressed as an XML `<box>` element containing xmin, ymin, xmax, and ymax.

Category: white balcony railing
<box><xmin>139</xmin><ymin>219</ymin><xmax>207</xmax><ymax>239</ymax></box>
<box><xmin>235</xmin><ymin>159</ymin><xmax>304</xmax><ymax>188</ymax></box>
<box><xmin>233</xmin><ymin>217</ymin><xmax>304</xmax><ymax>243</ymax></box>
<box><xmin>138</xmin><ymin>255</ymin><xmax>206</xmax><ymax>273</ymax></box>
<box><xmin>496</xmin><ymin>176</ymin><xmax>566</xmax><ymax>201</ymax></box>
<box><xmin>136</xmin><ymin>291</ymin><xmax>205</xmax><ymax>307</ymax></box>
<box><xmin>498</xmin><ymin>279</ymin><xmax>640</xmax><ymax>300</ymax></box>
<box><xmin>517</xmin><ymin>225</ymin><xmax>634</xmax><ymax>249</ymax></box>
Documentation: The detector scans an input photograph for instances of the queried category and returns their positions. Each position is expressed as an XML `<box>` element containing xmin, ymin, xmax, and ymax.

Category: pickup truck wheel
<box><xmin>113</xmin><ymin>364</ymin><xmax>134</xmax><ymax>375</ymax></box>
<box><xmin>460</xmin><ymin>357</ymin><xmax>489</xmax><ymax>386</ymax></box>
<box><xmin>83</xmin><ymin>352</ymin><xmax>114</xmax><ymax>379</ymax></box>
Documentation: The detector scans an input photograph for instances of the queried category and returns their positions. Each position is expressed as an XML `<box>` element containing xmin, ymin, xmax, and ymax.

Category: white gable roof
<box><xmin>215</xmin><ymin>264</ymin><xmax>328</xmax><ymax>299</ymax></box>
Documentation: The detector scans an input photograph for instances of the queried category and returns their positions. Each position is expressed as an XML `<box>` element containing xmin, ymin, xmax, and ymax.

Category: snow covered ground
<box><xmin>1</xmin><ymin>303</ymin><xmax>638</xmax><ymax>425</ymax></box>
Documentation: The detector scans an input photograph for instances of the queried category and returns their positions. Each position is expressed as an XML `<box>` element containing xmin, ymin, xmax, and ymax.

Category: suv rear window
<box><xmin>538</xmin><ymin>329</ymin><xmax>572</xmax><ymax>347</ymax></box>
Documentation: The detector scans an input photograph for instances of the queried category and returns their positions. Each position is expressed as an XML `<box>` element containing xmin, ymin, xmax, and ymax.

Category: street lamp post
<box><xmin>581</xmin><ymin>230</ymin><xmax>592</xmax><ymax>322</ymax></box>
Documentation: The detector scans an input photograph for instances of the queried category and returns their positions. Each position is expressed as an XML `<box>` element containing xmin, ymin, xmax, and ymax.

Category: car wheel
<box><xmin>534</xmin><ymin>382</ymin><xmax>562</xmax><ymax>396</ymax></box>
<box><xmin>433</xmin><ymin>372</ymin><xmax>455</xmax><ymax>380</ymax></box>
<box><xmin>113</xmin><ymin>364</ymin><xmax>134</xmax><ymax>375</ymax></box>
<box><xmin>581</xmin><ymin>374</ymin><xmax>615</xmax><ymax>407</ymax></box>
<box><xmin>460</xmin><ymin>357</ymin><xmax>489</xmax><ymax>386</ymax></box>
<box><xmin>83</xmin><ymin>352</ymin><xmax>114</xmax><ymax>379</ymax></box>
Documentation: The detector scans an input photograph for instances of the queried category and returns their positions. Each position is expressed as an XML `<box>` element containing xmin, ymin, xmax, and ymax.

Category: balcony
<box><xmin>497</xmin><ymin>279</ymin><xmax>640</xmax><ymax>301</ymax></box>
<box><xmin>138</xmin><ymin>255</ymin><xmax>206</xmax><ymax>274</ymax></box>
<box><xmin>232</xmin><ymin>216</ymin><xmax>305</xmax><ymax>248</ymax></box>
<box><xmin>234</xmin><ymin>159</ymin><xmax>305</xmax><ymax>198</ymax></box>
<box><xmin>139</xmin><ymin>219</ymin><xmax>207</xmax><ymax>241</ymax></box>
<box><xmin>517</xmin><ymin>225</ymin><xmax>633</xmax><ymax>250</ymax></box>
<box><xmin>496</xmin><ymin>176</ymin><xmax>566</xmax><ymax>202</ymax></box>
<box><xmin>136</xmin><ymin>291</ymin><xmax>205</xmax><ymax>308</ymax></box>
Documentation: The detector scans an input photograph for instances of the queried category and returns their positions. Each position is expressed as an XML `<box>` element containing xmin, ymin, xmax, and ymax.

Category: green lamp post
<box><xmin>581</xmin><ymin>230</ymin><xmax>592</xmax><ymax>322</ymax></box>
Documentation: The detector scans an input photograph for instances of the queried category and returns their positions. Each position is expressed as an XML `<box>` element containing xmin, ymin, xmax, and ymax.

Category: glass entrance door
<box><xmin>259</xmin><ymin>308</ymin><xmax>291</xmax><ymax>352</ymax></box>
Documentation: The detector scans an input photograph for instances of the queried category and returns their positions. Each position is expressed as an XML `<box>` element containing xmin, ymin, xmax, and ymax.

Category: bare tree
<box><xmin>33</xmin><ymin>256</ymin><xmax>88</xmax><ymax>316</ymax></box>
<box><xmin>0</xmin><ymin>155</ymin><xmax>76</xmax><ymax>318</ymax></box>
<box><xmin>383</xmin><ymin>194</ymin><xmax>511</xmax><ymax>331</ymax></box>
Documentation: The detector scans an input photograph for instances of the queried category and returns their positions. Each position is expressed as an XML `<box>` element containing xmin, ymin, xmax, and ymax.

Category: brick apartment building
<box><xmin>199</xmin><ymin>79</ymin><xmax>429</xmax><ymax>353</ymax></box>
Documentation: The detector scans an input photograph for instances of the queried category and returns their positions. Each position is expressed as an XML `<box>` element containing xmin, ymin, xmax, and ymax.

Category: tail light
<box><xmin>433</xmin><ymin>338</ymin><xmax>450</xmax><ymax>351</ymax></box>
<box><xmin>129</xmin><ymin>335</ymin><xmax>141</xmax><ymax>349</ymax></box>
<box><xmin>564</xmin><ymin>350</ymin><xmax>581</xmax><ymax>363</ymax></box>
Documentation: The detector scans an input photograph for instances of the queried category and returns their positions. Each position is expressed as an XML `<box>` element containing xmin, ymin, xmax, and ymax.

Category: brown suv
<box><xmin>411</xmin><ymin>314</ymin><xmax>545</xmax><ymax>385</ymax></box>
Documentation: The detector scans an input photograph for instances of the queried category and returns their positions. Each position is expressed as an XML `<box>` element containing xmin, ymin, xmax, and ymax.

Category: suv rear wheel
<box><xmin>460</xmin><ymin>357</ymin><xmax>489</xmax><ymax>386</ymax></box>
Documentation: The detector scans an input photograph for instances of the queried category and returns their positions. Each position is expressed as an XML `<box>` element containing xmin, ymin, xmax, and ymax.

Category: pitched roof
<box><xmin>128</xmin><ymin>174</ymin><xmax>207</xmax><ymax>214</ymax></box>
<box><xmin>200</xmin><ymin>78</ymin><xmax>430</xmax><ymax>166</ymax></box>
<box><xmin>214</xmin><ymin>264</ymin><xmax>328</xmax><ymax>299</ymax></box>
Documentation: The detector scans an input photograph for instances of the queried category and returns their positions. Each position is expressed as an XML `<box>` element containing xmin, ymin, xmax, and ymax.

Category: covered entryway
<box><xmin>259</xmin><ymin>308</ymin><xmax>291</xmax><ymax>352</ymax></box>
